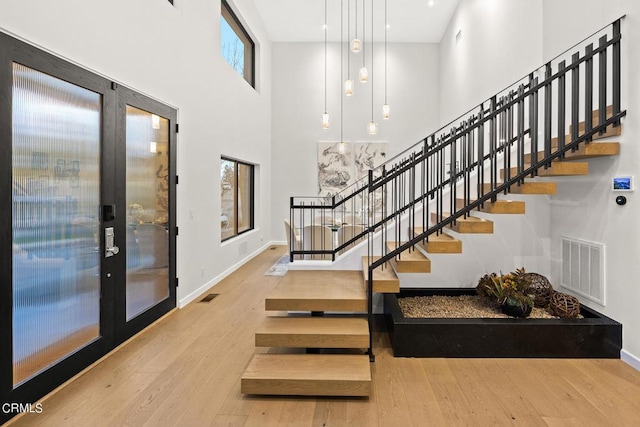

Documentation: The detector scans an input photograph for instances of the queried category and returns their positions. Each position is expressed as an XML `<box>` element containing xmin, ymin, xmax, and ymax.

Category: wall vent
<box><xmin>455</xmin><ymin>29</ymin><xmax>462</xmax><ymax>44</ymax></box>
<box><xmin>561</xmin><ymin>236</ymin><xmax>605</xmax><ymax>306</ymax></box>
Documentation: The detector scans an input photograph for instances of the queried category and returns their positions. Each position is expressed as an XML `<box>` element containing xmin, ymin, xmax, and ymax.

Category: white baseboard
<box><xmin>621</xmin><ymin>349</ymin><xmax>640</xmax><ymax>371</ymax></box>
<box><xmin>178</xmin><ymin>241</ymin><xmax>275</xmax><ymax>308</ymax></box>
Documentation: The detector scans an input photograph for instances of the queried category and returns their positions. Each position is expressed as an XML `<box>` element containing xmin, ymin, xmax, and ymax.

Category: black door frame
<box><xmin>0</xmin><ymin>31</ymin><xmax>177</xmax><ymax>423</ymax></box>
<box><xmin>113</xmin><ymin>87</ymin><xmax>178</xmax><ymax>344</ymax></box>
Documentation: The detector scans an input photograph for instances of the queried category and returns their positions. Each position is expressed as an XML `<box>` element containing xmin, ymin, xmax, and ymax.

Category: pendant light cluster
<box><xmin>322</xmin><ymin>0</ymin><xmax>390</xmax><ymax>135</ymax></box>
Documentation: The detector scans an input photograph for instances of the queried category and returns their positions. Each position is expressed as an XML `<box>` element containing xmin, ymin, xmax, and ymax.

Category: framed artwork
<box><xmin>354</xmin><ymin>142</ymin><xmax>387</xmax><ymax>179</ymax></box>
<box><xmin>317</xmin><ymin>142</ymin><xmax>353</xmax><ymax>198</ymax></box>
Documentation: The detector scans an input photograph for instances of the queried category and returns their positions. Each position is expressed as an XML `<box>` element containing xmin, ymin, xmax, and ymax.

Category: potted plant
<box><xmin>477</xmin><ymin>269</ymin><xmax>534</xmax><ymax>318</ymax></box>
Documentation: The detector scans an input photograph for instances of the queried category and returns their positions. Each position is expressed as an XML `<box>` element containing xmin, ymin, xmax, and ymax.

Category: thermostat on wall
<box><xmin>613</xmin><ymin>176</ymin><xmax>634</xmax><ymax>191</ymax></box>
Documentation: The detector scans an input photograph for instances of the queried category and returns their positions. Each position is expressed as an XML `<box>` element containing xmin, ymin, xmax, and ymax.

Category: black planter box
<box><xmin>384</xmin><ymin>288</ymin><xmax>622</xmax><ymax>358</ymax></box>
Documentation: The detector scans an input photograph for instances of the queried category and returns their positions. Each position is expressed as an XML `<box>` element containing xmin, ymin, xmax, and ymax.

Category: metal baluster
<box><xmin>571</xmin><ymin>52</ymin><xmax>580</xmax><ymax>151</ymax></box>
<box><xmin>558</xmin><ymin>60</ymin><xmax>566</xmax><ymax>158</ymax></box>
<box><xmin>517</xmin><ymin>84</ymin><xmax>525</xmax><ymax>178</ymax></box>
<box><xmin>585</xmin><ymin>43</ymin><xmax>594</xmax><ymax>141</ymax></box>
<box><xmin>544</xmin><ymin>63</ymin><xmax>552</xmax><ymax>168</ymax></box>
<box><xmin>613</xmin><ymin>19</ymin><xmax>621</xmax><ymax>122</ymax></box>
<box><xmin>530</xmin><ymin>74</ymin><xmax>539</xmax><ymax>175</ymax></box>
<box><xmin>598</xmin><ymin>34</ymin><xmax>607</xmax><ymax>135</ymax></box>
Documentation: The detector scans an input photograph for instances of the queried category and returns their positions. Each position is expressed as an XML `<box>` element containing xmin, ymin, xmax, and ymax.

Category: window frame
<box><xmin>221</xmin><ymin>157</ymin><xmax>254</xmax><ymax>242</ymax></box>
<box><xmin>220</xmin><ymin>0</ymin><xmax>255</xmax><ymax>87</ymax></box>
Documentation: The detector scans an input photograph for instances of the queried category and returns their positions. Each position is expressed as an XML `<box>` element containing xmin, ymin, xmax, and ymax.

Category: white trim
<box><xmin>621</xmin><ymin>349</ymin><xmax>640</xmax><ymax>371</ymax></box>
<box><xmin>177</xmin><ymin>240</ymin><xmax>273</xmax><ymax>308</ymax></box>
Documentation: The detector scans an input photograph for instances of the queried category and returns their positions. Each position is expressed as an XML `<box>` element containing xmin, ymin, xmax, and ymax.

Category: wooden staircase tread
<box><xmin>430</xmin><ymin>212</ymin><xmax>494</xmax><ymax>234</ymax></box>
<box><xmin>385</xmin><ymin>242</ymin><xmax>432</xmax><ymax>273</ymax></box>
<box><xmin>255</xmin><ymin>317</ymin><xmax>369</xmax><ymax>348</ymax></box>
<box><xmin>525</xmin><ymin>142</ymin><xmax>620</xmax><ymax>163</ymax></box>
<box><xmin>501</xmin><ymin>162</ymin><xmax>588</xmax><ymax>178</ymax></box>
<box><xmin>241</xmin><ymin>353</ymin><xmax>371</xmax><ymax>396</ymax></box>
<box><xmin>482</xmin><ymin>182</ymin><xmax>557</xmax><ymax>195</ymax></box>
<box><xmin>266</xmin><ymin>270</ymin><xmax>366</xmax><ymax>312</ymax></box>
<box><xmin>361</xmin><ymin>257</ymin><xmax>400</xmax><ymax>293</ymax></box>
<box><xmin>455</xmin><ymin>198</ymin><xmax>525</xmax><ymax>214</ymax></box>
<box><xmin>411</xmin><ymin>228</ymin><xmax>463</xmax><ymax>254</ymax></box>
<box><xmin>567</xmin><ymin>105</ymin><xmax>622</xmax><ymax>139</ymax></box>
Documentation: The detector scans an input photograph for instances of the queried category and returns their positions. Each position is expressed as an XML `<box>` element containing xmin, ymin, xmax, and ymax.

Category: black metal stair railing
<box><xmin>288</xmin><ymin>17</ymin><xmax>624</xmax><ymax>361</ymax></box>
<box><xmin>361</xmin><ymin>17</ymin><xmax>625</xmax><ymax>361</ymax></box>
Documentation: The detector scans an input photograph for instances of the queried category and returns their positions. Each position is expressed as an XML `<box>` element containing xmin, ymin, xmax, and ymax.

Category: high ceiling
<box><xmin>254</xmin><ymin>0</ymin><xmax>460</xmax><ymax>43</ymax></box>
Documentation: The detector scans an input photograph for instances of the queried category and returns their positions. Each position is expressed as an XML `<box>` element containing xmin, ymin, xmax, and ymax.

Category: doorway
<box><xmin>0</xmin><ymin>32</ymin><xmax>177</xmax><ymax>421</ymax></box>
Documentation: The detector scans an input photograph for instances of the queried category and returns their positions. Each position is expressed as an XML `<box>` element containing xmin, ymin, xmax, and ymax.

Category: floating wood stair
<box><xmin>385</xmin><ymin>242</ymin><xmax>431</xmax><ymax>273</ymax></box>
<box><xmin>255</xmin><ymin>316</ymin><xmax>369</xmax><ymax>348</ymax></box>
<box><xmin>241</xmin><ymin>354</ymin><xmax>371</xmax><ymax>396</ymax></box>
<box><xmin>455</xmin><ymin>198</ymin><xmax>526</xmax><ymax>214</ymax></box>
<box><xmin>568</xmin><ymin>105</ymin><xmax>622</xmax><ymax>139</ymax></box>
<box><xmin>500</xmin><ymin>161</ymin><xmax>588</xmax><ymax>179</ymax></box>
<box><xmin>412</xmin><ymin>227</ymin><xmax>463</xmax><ymax>254</ymax></box>
<box><xmin>361</xmin><ymin>256</ymin><xmax>400</xmax><ymax>293</ymax></box>
<box><xmin>430</xmin><ymin>212</ymin><xmax>494</xmax><ymax>234</ymax></box>
<box><xmin>482</xmin><ymin>181</ymin><xmax>557</xmax><ymax>195</ymax></box>
<box><xmin>265</xmin><ymin>270</ymin><xmax>366</xmax><ymax>312</ymax></box>
<box><xmin>525</xmin><ymin>142</ymin><xmax>620</xmax><ymax>163</ymax></box>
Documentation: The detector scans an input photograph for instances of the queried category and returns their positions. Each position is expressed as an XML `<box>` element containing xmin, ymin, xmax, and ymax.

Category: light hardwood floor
<box><xmin>7</xmin><ymin>245</ymin><xmax>640</xmax><ymax>426</ymax></box>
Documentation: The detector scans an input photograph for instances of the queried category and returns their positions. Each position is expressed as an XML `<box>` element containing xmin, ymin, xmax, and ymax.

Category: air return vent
<box><xmin>561</xmin><ymin>236</ymin><xmax>605</xmax><ymax>306</ymax></box>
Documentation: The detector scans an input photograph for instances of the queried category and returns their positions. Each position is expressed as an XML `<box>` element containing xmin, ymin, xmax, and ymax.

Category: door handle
<box><xmin>105</xmin><ymin>227</ymin><xmax>120</xmax><ymax>257</ymax></box>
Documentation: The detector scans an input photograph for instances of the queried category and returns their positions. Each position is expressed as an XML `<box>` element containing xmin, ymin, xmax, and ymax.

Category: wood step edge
<box><xmin>241</xmin><ymin>353</ymin><xmax>371</xmax><ymax>397</ymax></box>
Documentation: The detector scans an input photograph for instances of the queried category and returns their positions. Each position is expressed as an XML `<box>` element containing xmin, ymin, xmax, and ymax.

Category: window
<box><xmin>221</xmin><ymin>157</ymin><xmax>254</xmax><ymax>241</ymax></box>
<box><xmin>220</xmin><ymin>0</ymin><xmax>255</xmax><ymax>87</ymax></box>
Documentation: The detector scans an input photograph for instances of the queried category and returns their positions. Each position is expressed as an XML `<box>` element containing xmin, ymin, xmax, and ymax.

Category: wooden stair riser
<box><xmin>385</xmin><ymin>242</ymin><xmax>432</xmax><ymax>273</ymax></box>
<box><xmin>411</xmin><ymin>227</ymin><xmax>462</xmax><ymax>253</ymax></box>
<box><xmin>429</xmin><ymin>212</ymin><xmax>494</xmax><ymax>234</ymax></box>
<box><xmin>455</xmin><ymin>198</ymin><xmax>525</xmax><ymax>214</ymax></box>
<box><xmin>500</xmin><ymin>161</ymin><xmax>588</xmax><ymax>179</ymax></box>
<box><xmin>362</xmin><ymin>257</ymin><xmax>400</xmax><ymax>293</ymax></box>
<box><xmin>241</xmin><ymin>354</ymin><xmax>371</xmax><ymax>397</ymax></box>
<box><xmin>255</xmin><ymin>317</ymin><xmax>369</xmax><ymax>349</ymax></box>
<box><xmin>482</xmin><ymin>182</ymin><xmax>557</xmax><ymax>195</ymax></box>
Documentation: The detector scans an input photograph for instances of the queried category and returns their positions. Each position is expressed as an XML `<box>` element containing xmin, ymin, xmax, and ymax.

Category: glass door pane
<box><xmin>12</xmin><ymin>63</ymin><xmax>101</xmax><ymax>386</ymax></box>
<box><xmin>125</xmin><ymin>106</ymin><xmax>169</xmax><ymax>321</ymax></box>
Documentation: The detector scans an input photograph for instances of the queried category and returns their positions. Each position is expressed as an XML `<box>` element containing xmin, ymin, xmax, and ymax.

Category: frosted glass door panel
<box><xmin>125</xmin><ymin>106</ymin><xmax>169</xmax><ymax>321</ymax></box>
<box><xmin>12</xmin><ymin>63</ymin><xmax>101</xmax><ymax>386</ymax></box>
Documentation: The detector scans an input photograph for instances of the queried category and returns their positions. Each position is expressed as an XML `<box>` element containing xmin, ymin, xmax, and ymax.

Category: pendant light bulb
<box><xmin>344</xmin><ymin>79</ymin><xmax>354</xmax><ymax>96</ymax></box>
<box><xmin>351</xmin><ymin>38</ymin><xmax>362</xmax><ymax>53</ymax></box>
<box><xmin>322</xmin><ymin>113</ymin><xmax>330</xmax><ymax>129</ymax></box>
<box><xmin>338</xmin><ymin>141</ymin><xmax>346</xmax><ymax>154</ymax></box>
<box><xmin>367</xmin><ymin>121</ymin><xmax>378</xmax><ymax>135</ymax></box>
<box><xmin>382</xmin><ymin>104</ymin><xmax>390</xmax><ymax>120</ymax></box>
<box><xmin>359</xmin><ymin>67</ymin><xmax>368</xmax><ymax>82</ymax></box>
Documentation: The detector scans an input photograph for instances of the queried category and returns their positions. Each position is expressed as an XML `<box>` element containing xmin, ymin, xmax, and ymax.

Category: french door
<box><xmin>0</xmin><ymin>33</ymin><xmax>177</xmax><ymax>421</ymax></box>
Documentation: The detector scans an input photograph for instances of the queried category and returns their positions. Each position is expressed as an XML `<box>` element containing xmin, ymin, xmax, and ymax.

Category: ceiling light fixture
<box><xmin>359</xmin><ymin>0</ymin><xmax>368</xmax><ymax>82</ymax></box>
<box><xmin>351</xmin><ymin>0</ymin><xmax>362</xmax><ymax>53</ymax></box>
<box><xmin>382</xmin><ymin>0</ymin><xmax>390</xmax><ymax>120</ymax></box>
<box><xmin>322</xmin><ymin>0</ymin><xmax>329</xmax><ymax>129</ymax></box>
<box><xmin>344</xmin><ymin>0</ymin><xmax>353</xmax><ymax>96</ymax></box>
<box><xmin>340</xmin><ymin>0</ymin><xmax>346</xmax><ymax>147</ymax></box>
<box><xmin>368</xmin><ymin>0</ymin><xmax>377</xmax><ymax>135</ymax></box>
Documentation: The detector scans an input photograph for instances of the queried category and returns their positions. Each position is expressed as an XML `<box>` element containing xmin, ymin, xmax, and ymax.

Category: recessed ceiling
<box><xmin>254</xmin><ymin>0</ymin><xmax>460</xmax><ymax>43</ymax></box>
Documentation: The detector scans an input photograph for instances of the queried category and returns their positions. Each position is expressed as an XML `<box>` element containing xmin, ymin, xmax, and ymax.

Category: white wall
<box><xmin>439</xmin><ymin>0</ymin><xmax>543</xmax><ymax>124</ymax></box>
<box><xmin>543</xmin><ymin>0</ymin><xmax>640</xmax><ymax>365</ymax></box>
<box><xmin>0</xmin><ymin>0</ymin><xmax>273</xmax><ymax>307</ymax></box>
<box><xmin>271</xmin><ymin>42</ymin><xmax>440</xmax><ymax>241</ymax></box>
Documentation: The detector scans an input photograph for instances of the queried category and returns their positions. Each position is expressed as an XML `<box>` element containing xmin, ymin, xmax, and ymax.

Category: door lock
<box><xmin>105</xmin><ymin>227</ymin><xmax>120</xmax><ymax>257</ymax></box>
